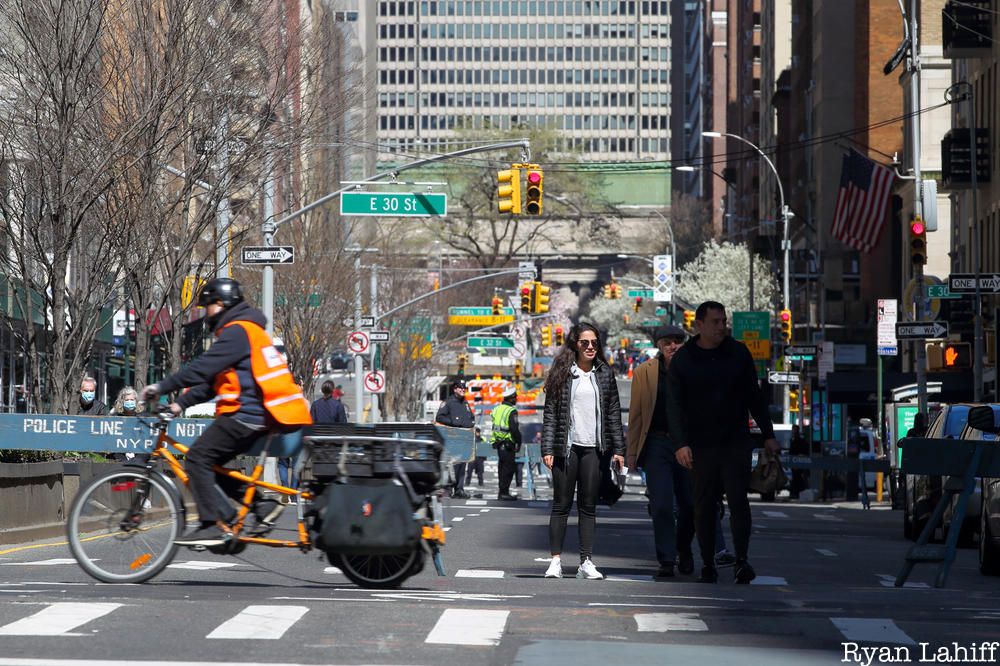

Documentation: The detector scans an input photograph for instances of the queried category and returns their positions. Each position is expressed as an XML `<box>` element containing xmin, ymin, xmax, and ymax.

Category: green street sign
<box><xmin>341</xmin><ymin>192</ymin><xmax>447</xmax><ymax>217</ymax></box>
<box><xmin>786</xmin><ymin>355</ymin><xmax>815</xmax><ymax>362</ymax></box>
<box><xmin>640</xmin><ymin>319</ymin><xmax>661</xmax><ymax>327</ymax></box>
<box><xmin>449</xmin><ymin>306</ymin><xmax>514</xmax><ymax>317</ymax></box>
<box><xmin>928</xmin><ymin>285</ymin><xmax>960</xmax><ymax>299</ymax></box>
<box><xmin>655</xmin><ymin>307</ymin><xmax>666</xmax><ymax>316</ymax></box>
<box><xmin>634</xmin><ymin>340</ymin><xmax>653</xmax><ymax>349</ymax></box>
<box><xmin>467</xmin><ymin>336</ymin><xmax>514</xmax><ymax>349</ymax></box>
<box><xmin>627</xmin><ymin>289</ymin><xmax>655</xmax><ymax>299</ymax></box>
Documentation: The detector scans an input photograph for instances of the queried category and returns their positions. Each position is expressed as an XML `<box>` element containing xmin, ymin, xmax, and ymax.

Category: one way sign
<box><xmin>241</xmin><ymin>246</ymin><xmax>295</xmax><ymax>265</ymax></box>
<box><xmin>895</xmin><ymin>321</ymin><xmax>949</xmax><ymax>339</ymax></box>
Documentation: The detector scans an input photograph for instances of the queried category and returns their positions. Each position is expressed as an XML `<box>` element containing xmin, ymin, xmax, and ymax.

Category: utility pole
<box><xmin>353</xmin><ymin>250</ymin><xmax>363</xmax><ymax>422</ymax></box>
<box><xmin>905</xmin><ymin>0</ymin><xmax>928</xmax><ymax>416</ymax></box>
<box><xmin>262</xmin><ymin>150</ymin><xmax>276</xmax><ymax>337</ymax></box>
<box><xmin>370</xmin><ymin>264</ymin><xmax>380</xmax><ymax>424</ymax></box>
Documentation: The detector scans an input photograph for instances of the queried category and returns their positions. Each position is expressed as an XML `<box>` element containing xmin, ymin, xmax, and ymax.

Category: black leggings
<box><xmin>548</xmin><ymin>445</ymin><xmax>600</xmax><ymax>562</ymax></box>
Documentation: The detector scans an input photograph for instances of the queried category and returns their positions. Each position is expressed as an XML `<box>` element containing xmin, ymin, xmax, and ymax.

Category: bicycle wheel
<box><xmin>67</xmin><ymin>468</ymin><xmax>183</xmax><ymax>583</ymax></box>
<box><xmin>330</xmin><ymin>549</ymin><xmax>424</xmax><ymax>589</ymax></box>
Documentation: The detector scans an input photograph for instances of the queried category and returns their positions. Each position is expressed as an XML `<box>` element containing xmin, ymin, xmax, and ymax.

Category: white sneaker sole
<box><xmin>544</xmin><ymin>572</ymin><xmax>562</xmax><ymax>578</ymax></box>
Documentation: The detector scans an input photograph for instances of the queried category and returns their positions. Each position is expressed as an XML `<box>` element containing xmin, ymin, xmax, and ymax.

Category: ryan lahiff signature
<box><xmin>843</xmin><ymin>641</ymin><xmax>1000</xmax><ymax>665</ymax></box>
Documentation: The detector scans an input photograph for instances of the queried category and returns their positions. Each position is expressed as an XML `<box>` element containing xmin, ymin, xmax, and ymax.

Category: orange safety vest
<box><xmin>212</xmin><ymin>320</ymin><xmax>312</xmax><ymax>425</ymax></box>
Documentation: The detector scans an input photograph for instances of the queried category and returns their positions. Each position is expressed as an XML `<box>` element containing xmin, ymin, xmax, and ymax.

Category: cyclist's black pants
<box><xmin>185</xmin><ymin>414</ymin><xmax>262</xmax><ymax>524</ymax></box>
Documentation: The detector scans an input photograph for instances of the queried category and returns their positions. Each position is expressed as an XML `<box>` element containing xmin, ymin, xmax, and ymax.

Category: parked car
<box><xmin>979</xmin><ymin>440</ymin><xmax>1000</xmax><ymax>575</ymax></box>
<box><xmin>903</xmin><ymin>403</ymin><xmax>999</xmax><ymax>543</ymax></box>
<box><xmin>329</xmin><ymin>349</ymin><xmax>352</xmax><ymax>371</ymax></box>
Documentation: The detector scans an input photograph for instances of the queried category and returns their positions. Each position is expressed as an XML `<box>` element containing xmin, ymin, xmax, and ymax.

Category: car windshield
<box><xmin>943</xmin><ymin>406</ymin><xmax>971</xmax><ymax>438</ymax></box>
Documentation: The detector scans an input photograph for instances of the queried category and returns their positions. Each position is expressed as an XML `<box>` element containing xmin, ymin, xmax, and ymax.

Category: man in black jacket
<box><xmin>666</xmin><ymin>301</ymin><xmax>779</xmax><ymax>584</ymax></box>
<box><xmin>435</xmin><ymin>380</ymin><xmax>476</xmax><ymax>499</ymax></box>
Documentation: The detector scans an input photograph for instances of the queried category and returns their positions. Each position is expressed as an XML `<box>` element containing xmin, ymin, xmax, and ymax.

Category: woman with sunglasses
<box><xmin>541</xmin><ymin>322</ymin><xmax>625</xmax><ymax>580</ymax></box>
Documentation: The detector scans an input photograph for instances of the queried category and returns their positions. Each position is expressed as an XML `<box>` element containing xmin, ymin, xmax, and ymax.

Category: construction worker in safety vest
<box><xmin>491</xmin><ymin>386</ymin><xmax>522</xmax><ymax>501</ymax></box>
<box><xmin>142</xmin><ymin>278</ymin><xmax>312</xmax><ymax>547</ymax></box>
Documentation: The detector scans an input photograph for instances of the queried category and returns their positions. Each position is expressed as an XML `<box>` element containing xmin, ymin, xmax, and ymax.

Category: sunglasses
<box><xmin>577</xmin><ymin>339</ymin><xmax>598</xmax><ymax>349</ymax></box>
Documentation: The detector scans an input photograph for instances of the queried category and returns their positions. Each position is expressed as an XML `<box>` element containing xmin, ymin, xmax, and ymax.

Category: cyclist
<box><xmin>142</xmin><ymin>277</ymin><xmax>312</xmax><ymax>546</ymax></box>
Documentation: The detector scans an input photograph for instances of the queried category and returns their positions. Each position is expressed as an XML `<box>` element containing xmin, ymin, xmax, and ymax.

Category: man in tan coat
<box><xmin>626</xmin><ymin>325</ymin><xmax>694</xmax><ymax>578</ymax></box>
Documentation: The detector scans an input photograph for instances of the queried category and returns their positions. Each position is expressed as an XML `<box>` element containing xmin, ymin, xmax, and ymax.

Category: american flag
<box><xmin>830</xmin><ymin>150</ymin><xmax>895</xmax><ymax>253</ymax></box>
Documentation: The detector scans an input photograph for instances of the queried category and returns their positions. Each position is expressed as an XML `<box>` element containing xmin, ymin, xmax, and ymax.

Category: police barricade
<box><xmin>0</xmin><ymin>413</ymin><xmax>206</xmax><ymax>453</ymax></box>
<box><xmin>517</xmin><ymin>442</ymin><xmax>545</xmax><ymax>500</ymax></box>
<box><xmin>780</xmin><ymin>454</ymin><xmax>891</xmax><ymax>509</ymax></box>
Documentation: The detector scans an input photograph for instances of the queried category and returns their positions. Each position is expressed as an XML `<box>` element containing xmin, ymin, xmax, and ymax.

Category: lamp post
<box><xmin>704</xmin><ymin>131</ymin><xmax>793</xmax><ymax>424</ymax></box>
<box><xmin>616</xmin><ymin>207</ymin><xmax>675</xmax><ymax>321</ymax></box>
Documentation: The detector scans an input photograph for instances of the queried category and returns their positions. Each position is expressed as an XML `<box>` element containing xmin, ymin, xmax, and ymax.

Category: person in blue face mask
<box><xmin>78</xmin><ymin>377</ymin><xmax>107</xmax><ymax>416</ymax></box>
<box><xmin>111</xmin><ymin>386</ymin><xmax>146</xmax><ymax>463</ymax></box>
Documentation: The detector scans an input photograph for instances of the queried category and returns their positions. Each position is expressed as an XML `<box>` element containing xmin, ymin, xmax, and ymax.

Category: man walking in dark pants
<box><xmin>491</xmin><ymin>386</ymin><xmax>522</xmax><ymax>501</ymax></box>
<box><xmin>666</xmin><ymin>301</ymin><xmax>778</xmax><ymax>584</ymax></box>
<box><xmin>435</xmin><ymin>381</ymin><xmax>476</xmax><ymax>499</ymax></box>
<box><xmin>626</xmin><ymin>324</ymin><xmax>694</xmax><ymax>578</ymax></box>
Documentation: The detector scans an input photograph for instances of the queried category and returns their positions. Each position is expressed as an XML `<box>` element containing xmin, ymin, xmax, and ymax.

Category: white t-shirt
<box><xmin>570</xmin><ymin>367</ymin><xmax>599</xmax><ymax>446</ymax></box>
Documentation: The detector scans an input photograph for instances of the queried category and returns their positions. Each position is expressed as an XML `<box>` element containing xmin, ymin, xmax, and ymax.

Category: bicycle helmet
<box><xmin>197</xmin><ymin>278</ymin><xmax>244</xmax><ymax>308</ymax></box>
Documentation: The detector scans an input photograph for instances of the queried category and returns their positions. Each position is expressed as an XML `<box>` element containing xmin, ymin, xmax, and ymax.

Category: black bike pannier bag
<box><xmin>319</xmin><ymin>480</ymin><xmax>421</xmax><ymax>556</ymax></box>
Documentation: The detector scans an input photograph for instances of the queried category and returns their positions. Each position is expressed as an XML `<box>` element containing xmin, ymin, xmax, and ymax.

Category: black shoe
<box><xmin>451</xmin><ymin>490</ymin><xmax>470</xmax><ymax>499</ymax></box>
<box><xmin>498</xmin><ymin>493</ymin><xmax>518</xmax><ymax>501</ymax></box>
<box><xmin>698</xmin><ymin>565</ymin><xmax>718</xmax><ymax>583</ymax></box>
<box><xmin>734</xmin><ymin>560</ymin><xmax>756</xmax><ymax>584</ymax></box>
<box><xmin>677</xmin><ymin>552</ymin><xmax>695</xmax><ymax>576</ymax></box>
<box><xmin>175</xmin><ymin>524</ymin><xmax>230</xmax><ymax>547</ymax></box>
<box><xmin>714</xmin><ymin>551</ymin><xmax>738</xmax><ymax>568</ymax></box>
<box><xmin>655</xmin><ymin>563</ymin><xmax>675</xmax><ymax>578</ymax></box>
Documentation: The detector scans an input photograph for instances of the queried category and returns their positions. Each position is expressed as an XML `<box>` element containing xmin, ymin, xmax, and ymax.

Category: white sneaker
<box><xmin>576</xmin><ymin>558</ymin><xmax>604</xmax><ymax>580</ymax></box>
<box><xmin>544</xmin><ymin>558</ymin><xmax>563</xmax><ymax>578</ymax></box>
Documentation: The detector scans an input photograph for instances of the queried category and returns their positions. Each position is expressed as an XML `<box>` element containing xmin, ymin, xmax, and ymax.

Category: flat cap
<box><xmin>653</xmin><ymin>324</ymin><xmax>687</xmax><ymax>342</ymax></box>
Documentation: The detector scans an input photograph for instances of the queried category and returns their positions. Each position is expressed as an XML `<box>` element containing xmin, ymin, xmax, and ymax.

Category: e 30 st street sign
<box><xmin>341</xmin><ymin>192</ymin><xmax>447</xmax><ymax>217</ymax></box>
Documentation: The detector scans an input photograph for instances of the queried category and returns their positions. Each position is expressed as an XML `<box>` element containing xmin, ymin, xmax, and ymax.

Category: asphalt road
<box><xmin>1</xmin><ymin>466</ymin><xmax>998</xmax><ymax>666</ymax></box>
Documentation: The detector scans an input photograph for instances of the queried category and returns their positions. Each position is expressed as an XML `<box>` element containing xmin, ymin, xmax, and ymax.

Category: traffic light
<box><xmin>604</xmin><ymin>282</ymin><xmax>621</xmax><ymax>299</ymax></box>
<box><xmin>909</xmin><ymin>217</ymin><xmax>927</xmax><ymax>266</ymax></box>
<box><xmin>497</xmin><ymin>167</ymin><xmax>521</xmax><ymax>215</ymax></box>
<box><xmin>457</xmin><ymin>353</ymin><xmax>467</xmax><ymax>376</ymax></box>
<box><xmin>789</xmin><ymin>389</ymin><xmax>799</xmax><ymax>413</ymax></box>
<box><xmin>623</xmin><ymin>313</ymin><xmax>630</xmax><ymax>325</ymax></box>
<box><xmin>520</xmin><ymin>284</ymin><xmax>531</xmax><ymax>313</ymax></box>
<box><xmin>555</xmin><ymin>326</ymin><xmax>564</xmax><ymax>346</ymax></box>
<box><xmin>541</xmin><ymin>325</ymin><xmax>552</xmax><ymax>347</ymax></box>
<box><xmin>683</xmin><ymin>310</ymin><xmax>695</xmax><ymax>330</ymax></box>
<box><xmin>514</xmin><ymin>360</ymin><xmax>523</xmax><ymax>379</ymax></box>
<box><xmin>634</xmin><ymin>296</ymin><xmax>642</xmax><ymax>313</ymax></box>
<box><xmin>613</xmin><ymin>284</ymin><xmax>623</xmax><ymax>299</ymax></box>
<box><xmin>532</xmin><ymin>281</ymin><xmax>550</xmax><ymax>314</ymax></box>
<box><xmin>603</xmin><ymin>284</ymin><xmax>613</xmax><ymax>299</ymax></box>
<box><xmin>943</xmin><ymin>342</ymin><xmax>971</xmax><ymax>368</ymax></box>
<box><xmin>491</xmin><ymin>296</ymin><xmax>502</xmax><ymax>316</ymax></box>
<box><xmin>779</xmin><ymin>309</ymin><xmax>793</xmax><ymax>342</ymax></box>
<box><xmin>525</xmin><ymin>168</ymin><xmax>543</xmax><ymax>215</ymax></box>
<box><xmin>620</xmin><ymin>338</ymin><xmax>628</xmax><ymax>349</ymax></box>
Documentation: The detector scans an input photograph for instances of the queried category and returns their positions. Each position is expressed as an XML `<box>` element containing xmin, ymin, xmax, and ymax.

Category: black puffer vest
<box><xmin>541</xmin><ymin>361</ymin><xmax>625</xmax><ymax>458</ymax></box>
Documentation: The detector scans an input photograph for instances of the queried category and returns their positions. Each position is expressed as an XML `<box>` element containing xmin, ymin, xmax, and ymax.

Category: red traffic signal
<box><xmin>910</xmin><ymin>218</ymin><xmax>927</xmax><ymax>265</ymax></box>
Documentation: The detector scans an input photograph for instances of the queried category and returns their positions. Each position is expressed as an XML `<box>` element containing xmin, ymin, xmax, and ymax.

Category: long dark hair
<box><xmin>544</xmin><ymin>322</ymin><xmax>610</xmax><ymax>393</ymax></box>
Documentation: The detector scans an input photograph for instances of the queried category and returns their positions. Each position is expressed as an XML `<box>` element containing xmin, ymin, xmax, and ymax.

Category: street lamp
<box><xmin>616</xmin><ymin>208</ymin><xmax>675</xmax><ymax>321</ymax></box>
<box><xmin>702</xmin><ymin>131</ymin><xmax>793</xmax><ymax>312</ymax></box>
<box><xmin>704</xmin><ymin>131</ymin><xmax>794</xmax><ymax>424</ymax></box>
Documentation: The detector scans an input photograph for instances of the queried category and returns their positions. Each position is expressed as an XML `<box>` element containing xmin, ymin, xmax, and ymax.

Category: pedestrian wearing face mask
<box><xmin>111</xmin><ymin>386</ymin><xmax>147</xmax><ymax>463</ymax></box>
<box><xmin>78</xmin><ymin>376</ymin><xmax>107</xmax><ymax>416</ymax></box>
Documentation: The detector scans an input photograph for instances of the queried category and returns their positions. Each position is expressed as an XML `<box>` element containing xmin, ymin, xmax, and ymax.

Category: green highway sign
<box><xmin>341</xmin><ymin>192</ymin><xmax>447</xmax><ymax>217</ymax></box>
<box><xmin>655</xmin><ymin>307</ymin><xmax>666</xmax><ymax>316</ymax></box>
<box><xmin>928</xmin><ymin>285</ymin><xmax>960</xmax><ymax>299</ymax></box>
<box><xmin>641</xmin><ymin>320</ymin><xmax>661</xmax><ymax>327</ymax></box>
<box><xmin>627</xmin><ymin>289</ymin><xmax>655</xmax><ymax>299</ymax></box>
<box><xmin>635</xmin><ymin>340</ymin><xmax>653</xmax><ymax>349</ymax></box>
<box><xmin>467</xmin><ymin>336</ymin><xmax>514</xmax><ymax>349</ymax></box>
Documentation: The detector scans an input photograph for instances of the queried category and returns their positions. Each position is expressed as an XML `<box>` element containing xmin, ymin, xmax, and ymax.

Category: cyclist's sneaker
<box><xmin>247</xmin><ymin>499</ymin><xmax>284</xmax><ymax>536</ymax></box>
<box><xmin>544</xmin><ymin>558</ymin><xmax>563</xmax><ymax>578</ymax></box>
<box><xmin>576</xmin><ymin>558</ymin><xmax>604</xmax><ymax>580</ymax></box>
<box><xmin>175</xmin><ymin>524</ymin><xmax>230</xmax><ymax>547</ymax></box>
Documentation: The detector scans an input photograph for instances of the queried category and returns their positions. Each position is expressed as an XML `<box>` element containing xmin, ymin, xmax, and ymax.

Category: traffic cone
<box><xmin>627</xmin><ymin>360</ymin><xmax>634</xmax><ymax>380</ymax></box>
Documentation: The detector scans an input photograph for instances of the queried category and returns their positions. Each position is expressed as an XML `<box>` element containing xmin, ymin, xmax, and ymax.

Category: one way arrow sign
<box><xmin>241</xmin><ymin>246</ymin><xmax>295</xmax><ymax>265</ymax></box>
<box><xmin>895</xmin><ymin>321</ymin><xmax>948</xmax><ymax>339</ymax></box>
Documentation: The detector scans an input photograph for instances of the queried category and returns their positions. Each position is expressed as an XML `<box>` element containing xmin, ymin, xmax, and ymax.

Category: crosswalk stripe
<box><xmin>830</xmin><ymin>618</ymin><xmax>915</xmax><ymax>645</ymax></box>
<box><xmin>0</xmin><ymin>602</ymin><xmax>122</xmax><ymax>636</ymax></box>
<box><xmin>455</xmin><ymin>570</ymin><xmax>505</xmax><ymax>578</ymax></box>
<box><xmin>206</xmin><ymin>606</ymin><xmax>309</xmax><ymax>640</ymax></box>
<box><xmin>762</xmin><ymin>511</ymin><xmax>788</xmax><ymax>518</ymax></box>
<box><xmin>424</xmin><ymin>608</ymin><xmax>509</xmax><ymax>646</ymax></box>
<box><xmin>634</xmin><ymin>612</ymin><xmax>708</xmax><ymax>632</ymax></box>
<box><xmin>167</xmin><ymin>561</ymin><xmax>242</xmax><ymax>571</ymax></box>
<box><xmin>0</xmin><ymin>559</ymin><xmax>79</xmax><ymax>566</ymax></box>
<box><xmin>816</xmin><ymin>549</ymin><xmax>837</xmax><ymax>557</ymax></box>
<box><xmin>750</xmin><ymin>576</ymin><xmax>788</xmax><ymax>586</ymax></box>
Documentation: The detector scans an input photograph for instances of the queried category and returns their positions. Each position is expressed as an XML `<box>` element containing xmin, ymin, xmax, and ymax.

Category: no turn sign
<box><xmin>347</xmin><ymin>331</ymin><xmax>369</xmax><ymax>355</ymax></box>
<box><xmin>364</xmin><ymin>370</ymin><xmax>386</xmax><ymax>393</ymax></box>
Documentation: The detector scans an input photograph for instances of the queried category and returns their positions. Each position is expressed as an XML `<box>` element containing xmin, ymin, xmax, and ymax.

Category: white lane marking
<box><xmin>465</xmin><ymin>500</ymin><xmax>487</xmax><ymax>506</ymax></box>
<box><xmin>606</xmin><ymin>574</ymin><xmax>654</xmax><ymax>583</ymax></box>
<box><xmin>750</xmin><ymin>576</ymin><xmax>788</xmax><ymax>586</ymax></box>
<box><xmin>816</xmin><ymin>549</ymin><xmax>837</xmax><ymax>557</ymax></box>
<box><xmin>0</xmin><ymin>602</ymin><xmax>122</xmax><ymax>636</ymax></box>
<box><xmin>452</xmin><ymin>517</ymin><xmax>465</xmax><ymax>522</ymax></box>
<box><xmin>479</xmin><ymin>509</ymin><xmax>491</xmax><ymax>513</ymax></box>
<box><xmin>322</xmin><ymin>567</ymin><xmax>342</xmax><ymax>575</ymax></box>
<box><xmin>167</xmin><ymin>561</ymin><xmax>242</xmax><ymax>571</ymax></box>
<box><xmin>534</xmin><ymin>557</ymin><xmax>553</xmax><ymax>562</ymax></box>
<box><xmin>830</xmin><ymin>618</ymin><xmax>915</xmax><ymax>645</ymax></box>
<box><xmin>814</xmin><ymin>513</ymin><xmax>844</xmax><ymax>522</ymax></box>
<box><xmin>875</xmin><ymin>574</ymin><xmax>929</xmax><ymax>589</ymax></box>
<box><xmin>0</xmin><ymin>662</ymin><xmax>346</xmax><ymax>666</ymax></box>
<box><xmin>463</xmin><ymin>514</ymin><xmax>481</xmax><ymax>518</ymax></box>
<box><xmin>0</xmin><ymin>582</ymin><xmax>88</xmax><ymax>586</ymax></box>
<box><xmin>0</xmin><ymin>559</ymin><xmax>80</xmax><ymax>566</ymax></box>
<box><xmin>455</xmin><ymin>570</ymin><xmax>505</xmax><ymax>578</ymax></box>
<box><xmin>443</xmin><ymin>527</ymin><xmax>452</xmax><ymax>532</ymax></box>
<box><xmin>762</xmin><ymin>511</ymin><xmax>788</xmax><ymax>518</ymax></box>
<box><xmin>425</xmin><ymin>608</ymin><xmax>510</xmax><ymax>646</ymax></box>
<box><xmin>207</xmin><ymin>605</ymin><xmax>309</xmax><ymax>640</ymax></box>
<box><xmin>635</xmin><ymin>612</ymin><xmax>708</xmax><ymax>632</ymax></box>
